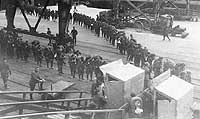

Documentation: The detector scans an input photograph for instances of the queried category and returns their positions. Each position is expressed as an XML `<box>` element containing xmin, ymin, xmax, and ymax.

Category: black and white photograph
<box><xmin>0</xmin><ymin>0</ymin><xmax>199</xmax><ymax>119</ymax></box>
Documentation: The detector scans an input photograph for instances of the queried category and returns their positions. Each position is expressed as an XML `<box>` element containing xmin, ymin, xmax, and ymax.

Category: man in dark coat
<box><xmin>29</xmin><ymin>67</ymin><xmax>45</xmax><ymax>99</ymax></box>
<box><xmin>71</xmin><ymin>26</ymin><xmax>78</xmax><ymax>45</ymax></box>
<box><xmin>0</xmin><ymin>58</ymin><xmax>11</xmax><ymax>89</ymax></box>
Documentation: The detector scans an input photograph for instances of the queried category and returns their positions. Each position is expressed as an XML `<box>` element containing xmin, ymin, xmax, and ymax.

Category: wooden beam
<box><xmin>0</xmin><ymin>98</ymin><xmax>92</xmax><ymax>107</ymax></box>
<box><xmin>0</xmin><ymin>109</ymin><xmax>124</xmax><ymax>119</ymax></box>
<box><xmin>137</xmin><ymin>1</ymin><xmax>148</xmax><ymax>9</ymax></box>
<box><xmin>153</xmin><ymin>89</ymin><xmax>156</xmax><ymax>119</ymax></box>
<box><xmin>0</xmin><ymin>94</ymin><xmax>88</xmax><ymax>111</ymax></box>
<box><xmin>0</xmin><ymin>106</ymin><xmax>19</xmax><ymax>115</ymax></box>
<box><xmin>18</xmin><ymin>6</ymin><xmax>32</xmax><ymax>30</ymax></box>
<box><xmin>23</xmin><ymin>105</ymin><xmax>59</xmax><ymax>112</ymax></box>
<box><xmin>34</xmin><ymin>0</ymin><xmax>50</xmax><ymax>31</ymax></box>
<box><xmin>0</xmin><ymin>90</ymin><xmax>88</xmax><ymax>95</ymax></box>
<box><xmin>125</xmin><ymin>0</ymin><xmax>151</xmax><ymax>21</ymax></box>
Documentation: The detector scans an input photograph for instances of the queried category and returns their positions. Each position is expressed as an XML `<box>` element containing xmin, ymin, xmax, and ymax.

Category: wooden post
<box><xmin>46</xmin><ymin>103</ymin><xmax>49</xmax><ymax>109</ymax></box>
<box><xmin>153</xmin><ymin>89</ymin><xmax>157</xmax><ymax>119</ymax></box>
<box><xmin>64</xmin><ymin>113</ymin><xmax>70</xmax><ymax>119</ymax></box>
<box><xmin>91</xmin><ymin>112</ymin><xmax>95</xmax><ymax>119</ymax></box>
<box><xmin>67</xmin><ymin>101</ymin><xmax>70</xmax><ymax>110</ymax></box>
<box><xmin>121</xmin><ymin>109</ymin><xmax>126</xmax><ymax>119</ymax></box>
<box><xmin>18</xmin><ymin>105</ymin><xmax>23</xmax><ymax>119</ymax></box>
<box><xmin>186</xmin><ymin>0</ymin><xmax>190</xmax><ymax>16</ymax></box>
<box><xmin>22</xmin><ymin>93</ymin><xmax>26</xmax><ymax>100</ymax></box>
<box><xmin>61</xmin><ymin>101</ymin><xmax>65</xmax><ymax>107</ymax></box>
<box><xmin>84</xmin><ymin>100</ymin><xmax>88</xmax><ymax>110</ymax></box>
<box><xmin>107</xmin><ymin>112</ymin><xmax>110</xmax><ymax>119</ymax></box>
<box><xmin>78</xmin><ymin>92</ymin><xmax>83</xmax><ymax>107</ymax></box>
<box><xmin>19</xmin><ymin>93</ymin><xmax>26</xmax><ymax>119</ymax></box>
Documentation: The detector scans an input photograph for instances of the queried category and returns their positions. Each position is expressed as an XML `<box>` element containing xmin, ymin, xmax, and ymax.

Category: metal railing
<box><xmin>0</xmin><ymin>90</ymin><xmax>88</xmax><ymax>101</ymax></box>
<box><xmin>0</xmin><ymin>98</ymin><xmax>92</xmax><ymax>117</ymax></box>
<box><xmin>0</xmin><ymin>108</ymin><xmax>125</xmax><ymax>119</ymax></box>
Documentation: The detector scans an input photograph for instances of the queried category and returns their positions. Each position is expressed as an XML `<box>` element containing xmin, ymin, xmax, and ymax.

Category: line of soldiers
<box><xmin>72</xmin><ymin>13</ymin><xmax>192</xmax><ymax>86</ymax></box>
<box><xmin>68</xmin><ymin>50</ymin><xmax>106</xmax><ymax>81</ymax></box>
<box><xmin>23</xmin><ymin>6</ymin><xmax>59</xmax><ymax>21</ymax></box>
<box><xmin>72</xmin><ymin>13</ymin><xmax>154</xmax><ymax>67</ymax></box>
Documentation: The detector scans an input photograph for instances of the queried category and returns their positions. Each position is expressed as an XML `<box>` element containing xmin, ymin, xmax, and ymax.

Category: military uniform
<box><xmin>55</xmin><ymin>51</ymin><xmax>65</xmax><ymax>74</ymax></box>
<box><xmin>0</xmin><ymin>59</ymin><xmax>11</xmax><ymax>89</ymax></box>
<box><xmin>29</xmin><ymin>68</ymin><xmax>44</xmax><ymax>99</ymax></box>
<box><xmin>36</xmin><ymin>46</ymin><xmax>43</xmax><ymax>67</ymax></box>
<box><xmin>70</xmin><ymin>56</ymin><xmax>77</xmax><ymax>78</ymax></box>
<box><xmin>85</xmin><ymin>57</ymin><xmax>94</xmax><ymax>81</ymax></box>
<box><xmin>71</xmin><ymin>28</ymin><xmax>78</xmax><ymax>45</ymax></box>
<box><xmin>46</xmin><ymin>48</ymin><xmax>54</xmax><ymax>69</ymax></box>
<box><xmin>77</xmin><ymin>57</ymin><xmax>85</xmax><ymax>80</ymax></box>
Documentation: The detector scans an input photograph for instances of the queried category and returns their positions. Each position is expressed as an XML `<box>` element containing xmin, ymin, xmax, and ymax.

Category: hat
<box><xmin>3</xmin><ymin>57</ymin><xmax>6</xmax><ymax>61</ymax></box>
<box><xmin>144</xmin><ymin>62</ymin><xmax>150</xmax><ymax>66</ymax></box>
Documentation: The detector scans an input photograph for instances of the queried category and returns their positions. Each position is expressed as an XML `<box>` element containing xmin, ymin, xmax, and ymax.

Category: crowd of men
<box><xmin>0</xmin><ymin>28</ymin><xmax>107</xmax><ymax>80</ymax></box>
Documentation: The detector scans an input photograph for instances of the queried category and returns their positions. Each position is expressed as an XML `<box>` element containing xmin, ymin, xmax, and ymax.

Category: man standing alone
<box><xmin>29</xmin><ymin>67</ymin><xmax>45</xmax><ymax>99</ymax></box>
<box><xmin>71</xmin><ymin>26</ymin><xmax>78</xmax><ymax>45</ymax></box>
<box><xmin>0</xmin><ymin>58</ymin><xmax>11</xmax><ymax>89</ymax></box>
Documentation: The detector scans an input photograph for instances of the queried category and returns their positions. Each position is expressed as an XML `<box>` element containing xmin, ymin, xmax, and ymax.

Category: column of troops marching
<box><xmin>73</xmin><ymin>12</ymin><xmax>192</xmax><ymax>85</ymax></box>
<box><xmin>0</xmin><ymin>6</ymin><xmax>192</xmax><ymax>90</ymax></box>
<box><xmin>23</xmin><ymin>5</ymin><xmax>59</xmax><ymax>21</ymax></box>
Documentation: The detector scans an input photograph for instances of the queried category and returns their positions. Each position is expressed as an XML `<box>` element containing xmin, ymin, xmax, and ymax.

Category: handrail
<box><xmin>0</xmin><ymin>98</ymin><xmax>92</xmax><ymax>107</ymax></box>
<box><xmin>0</xmin><ymin>90</ymin><xmax>89</xmax><ymax>95</ymax></box>
<box><xmin>0</xmin><ymin>109</ymin><xmax>124</xmax><ymax>119</ymax></box>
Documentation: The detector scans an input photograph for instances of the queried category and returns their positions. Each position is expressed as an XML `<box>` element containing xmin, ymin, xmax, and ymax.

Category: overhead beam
<box><xmin>125</xmin><ymin>0</ymin><xmax>151</xmax><ymax>21</ymax></box>
<box><xmin>17</xmin><ymin>1</ymin><xmax>32</xmax><ymax>30</ymax></box>
<box><xmin>34</xmin><ymin>0</ymin><xmax>50</xmax><ymax>31</ymax></box>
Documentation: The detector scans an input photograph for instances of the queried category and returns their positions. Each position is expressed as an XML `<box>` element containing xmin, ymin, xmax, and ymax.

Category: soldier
<box><xmin>55</xmin><ymin>47</ymin><xmax>65</xmax><ymax>75</ymax></box>
<box><xmin>134</xmin><ymin>44</ymin><xmax>142</xmax><ymax>67</ymax></box>
<box><xmin>36</xmin><ymin>46</ymin><xmax>43</xmax><ymax>67</ymax></box>
<box><xmin>70</xmin><ymin>55</ymin><xmax>77</xmax><ymax>78</ymax></box>
<box><xmin>141</xmin><ymin>47</ymin><xmax>148</xmax><ymax>67</ymax></box>
<box><xmin>7</xmin><ymin>36</ymin><xmax>15</xmax><ymax>58</ymax></box>
<box><xmin>24</xmin><ymin>41</ymin><xmax>30</xmax><ymax>62</ymax></box>
<box><xmin>15</xmin><ymin>38</ymin><xmax>22</xmax><ymax>61</ymax></box>
<box><xmin>44</xmin><ymin>47</ymin><xmax>54</xmax><ymax>69</ymax></box>
<box><xmin>47</xmin><ymin>28</ymin><xmax>51</xmax><ymax>36</ymax></box>
<box><xmin>77</xmin><ymin>56</ymin><xmax>85</xmax><ymax>80</ymax></box>
<box><xmin>162</xmin><ymin>26</ymin><xmax>171</xmax><ymax>41</ymax></box>
<box><xmin>68</xmin><ymin>54</ymin><xmax>74</xmax><ymax>76</ymax></box>
<box><xmin>0</xmin><ymin>58</ymin><xmax>11</xmax><ymax>89</ymax></box>
<box><xmin>85</xmin><ymin>57</ymin><xmax>94</xmax><ymax>81</ymax></box>
<box><xmin>31</xmin><ymin>41</ymin><xmax>38</xmax><ymax>62</ymax></box>
<box><xmin>71</xmin><ymin>27</ymin><xmax>78</xmax><ymax>45</ymax></box>
<box><xmin>143</xmin><ymin>62</ymin><xmax>151</xmax><ymax>89</ymax></box>
<box><xmin>29</xmin><ymin>67</ymin><xmax>45</xmax><ymax>100</ymax></box>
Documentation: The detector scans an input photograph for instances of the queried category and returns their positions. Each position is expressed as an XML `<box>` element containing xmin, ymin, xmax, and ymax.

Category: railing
<box><xmin>0</xmin><ymin>109</ymin><xmax>125</xmax><ymax>119</ymax></box>
<box><xmin>0</xmin><ymin>98</ymin><xmax>91</xmax><ymax>109</ymax></box>
<box><xmin>0</xmin><ymin>90</ymin><xmax>88</xmax><ymax>101</ymax></box>
<box><xmin>0</xmin><ymin>90</ymin><xmax>91</xmax><ymax>116</ymax></box>
<box><xmin>0</xmin><ymin>98</ymin><xmax>92</xmax><ymax>116</ymax></box>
